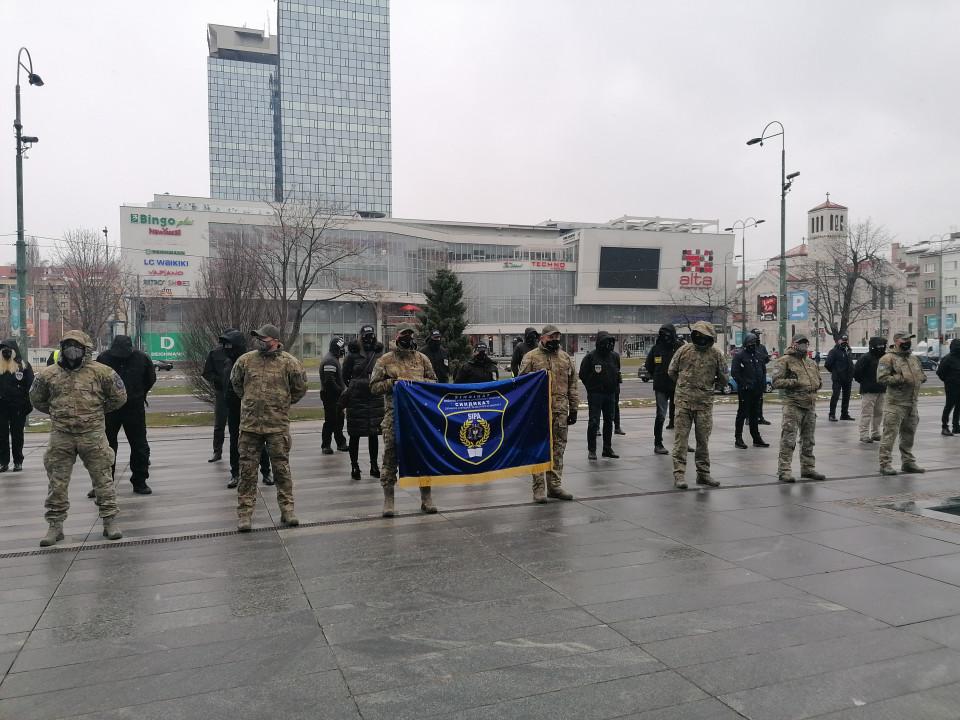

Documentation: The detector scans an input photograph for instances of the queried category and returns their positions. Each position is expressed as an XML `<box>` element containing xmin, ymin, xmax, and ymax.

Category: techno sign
<box><xmin>757</xmin><ymin>294</ymin><xmax>778</xmax><ymax>321</ymax></box>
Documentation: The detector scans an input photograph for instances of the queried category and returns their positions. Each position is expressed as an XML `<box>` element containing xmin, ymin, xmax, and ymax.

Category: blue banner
<box><xmin>394</xmin><ymin>370</ymin><xmax>552</xmax><ymax>487</ymax></box>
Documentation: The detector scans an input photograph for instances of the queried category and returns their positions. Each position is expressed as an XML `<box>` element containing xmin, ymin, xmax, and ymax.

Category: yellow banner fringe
<box><xmin>398</xmin><ymin>461</ymin><xmax>553</xmax><ymax>488</ymax></box>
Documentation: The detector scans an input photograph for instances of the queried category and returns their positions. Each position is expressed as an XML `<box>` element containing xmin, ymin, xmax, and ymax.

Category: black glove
<box><xmin>567</xmin><ymin>410</ymin><xmax>578</xmax><ymax>425</ymax></box>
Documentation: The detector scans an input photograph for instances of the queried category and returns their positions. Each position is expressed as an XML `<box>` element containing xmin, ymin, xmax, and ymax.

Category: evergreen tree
<box><xmin>416</xmin><ymin>268</ymin><xmax>471</xmax><ymax>368</ymax></box>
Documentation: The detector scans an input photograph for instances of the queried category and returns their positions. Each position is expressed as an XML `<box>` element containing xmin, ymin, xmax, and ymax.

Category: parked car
<box><xmin>916</xmin><ymin>354</ymin><xmax>939</xmax><ymax>372</ymax></box>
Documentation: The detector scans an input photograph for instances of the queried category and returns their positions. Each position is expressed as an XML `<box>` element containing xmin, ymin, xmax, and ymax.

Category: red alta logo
<box><xmin>680</xmin><ymin>249</ymin><xmax>714</xmax><ymax>287</ymax></box>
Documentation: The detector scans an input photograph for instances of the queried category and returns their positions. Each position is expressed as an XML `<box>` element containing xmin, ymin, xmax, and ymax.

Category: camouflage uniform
<box><xmin>369</xmin><ymin>347</ymin><xmax>437</xmax><ymax>489</ymax></box>
<box><xmin>667</xmin><ymin>321</ymin><xmax>727</xmax><ymax>486</ymax></box>
<box><xmin>519</xmin><ymin>344</ymin><xmax>579</xmax><ymax>499</ymax></box>
<box><xmin>230</xmin><ymin>346</ymin><xmax>308</xmax><ymax>521</ymax></box>
<box><xmin>876</xmin><ymin>346</ymin><xmax>926</xmax><ymax>471</ymax></box>
<box><xmin>771</xmin><ymin>348</ymin><xmax>822</xmax><ymax>480</ymax></box>
<box><xmin>29</xmin><ymin>331</ymin><xmax>127</xmax><ymax>527</ymax></box>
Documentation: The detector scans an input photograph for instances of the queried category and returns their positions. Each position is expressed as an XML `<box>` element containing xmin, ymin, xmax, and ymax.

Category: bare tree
<box><xmin>664</xmin><ymin>285</ymin><xmax>732</xmax><ymax>334</ymax></box>
<box><xmin>182</xmin><ymin>238</ymin><xmax>272</xmax><ymax>402</ymax></box>
<box><xmin>804</xmin><ymin>220</ymin><xmax>893</xmax><ymax>340</ymax></box>
<box><xmin>260</xmin><ymin>200</ymin><xmax>368</xmax><ymax>349</ymax></box>
<box><xmin>55</xmin><ymin>228</ymin><xmax>125</xmax><ymax>344</ymax></box>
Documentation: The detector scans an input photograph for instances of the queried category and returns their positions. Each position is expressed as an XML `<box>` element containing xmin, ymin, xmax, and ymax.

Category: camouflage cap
<box><xmin>541</xmin><ymin>324</ymin><xmax>561</xmax><ymax>336</ymax></box>
<box><xmin>395</xmin><ymin>322</ymin><xmax>417</xmax><ymax>336</ymax></box>
<box><xmin>251</xmin><ymin>324</ymin><xmax>281</xmax><ymax>340</ymax></box>
<box><xmin>793</xmin><ymin>334</ymin><xmax>809</xmax><ymax>344</ymax></box>
<box><xmin>893</xmin><ymin>331</ymin><xmax>916</xmax><ymax>341</ymax></box>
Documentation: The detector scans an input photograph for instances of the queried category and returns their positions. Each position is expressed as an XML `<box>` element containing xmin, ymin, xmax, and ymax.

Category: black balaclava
<box><xmin>360</xmin><ymin>325</ymin><xmax>377</xmax><ymax>351</ymax></box>
<box><xmin>743</xmin><ymin>332</ymin><xmax>758</xmax><ymax>352</ymax></box>
<box><xmin>524</xmin><ymin>327</ymin><xmax>539</xmax><ymax>347</ymax></box>
<box><xmin>329</xmin><ymin>337</ymin><xmax>346</xmax><ymax>357</ymax></box>
<box><xmin>110</xmin><ymin>335</ymin><xmax>134</xmax><ymax>359</ymax></box>
<box><xmin>869</xmin><ymin>337</ymin><xmax>886</xmax><ymax>357</ymax></box>
<box><xmin>61</xmin><ymin>340</ymin><xmax>85</xmax><ymax>370</ymax></box>
<box><xmin>691</xmin><ymin>330</ymin><xmax>713</xmax><ymax>351</ymax></box>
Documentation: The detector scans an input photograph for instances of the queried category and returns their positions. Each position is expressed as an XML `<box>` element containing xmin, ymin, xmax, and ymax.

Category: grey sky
<box><xmin>3</xmin><ymin>0</ymin><xmax>958</xmax><ymax>272</ymax></box>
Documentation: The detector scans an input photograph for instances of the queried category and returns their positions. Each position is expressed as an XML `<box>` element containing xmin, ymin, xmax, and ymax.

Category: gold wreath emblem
<box><xmin>459</xmin><ymin>418</ymin><xmax>491</xmax><ymax>448</ymax></box>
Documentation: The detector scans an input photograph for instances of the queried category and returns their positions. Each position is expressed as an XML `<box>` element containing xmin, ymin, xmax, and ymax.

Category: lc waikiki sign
<box><xmin>129</xmin><ymin>213</ymin><xmax>195</xmax><ymax>237</ymax></box>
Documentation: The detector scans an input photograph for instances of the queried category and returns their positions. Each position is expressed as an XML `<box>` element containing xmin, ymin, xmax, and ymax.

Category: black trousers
<box><xmin>321</xmin><ymin>395</ymin><xmax>347</xmax><ymax>448</ymax></box>
<box><xmin>943</xmin><ymin>386</ymin><xmax>960</xmax><ymax>428</ymax></box>
<box><xmin>226</xmin><ymin>395</ymin><xmax>270</xmax><ymax>478</ymax></box>
<box><xmin>0</xmin><ymin>406</ymin><xmax>27</xmax><ymax>466</ymax></box>
<box><xmin>587</xmin><ymin>392</ymin><xmax>616</xmax><ymax>452</ymax></box>
<box><xmin>212</xmin><ymin>392</ymin><xmax>227</xmax><ymax>453</ymax></box>
<box><xmin>735</xmin><ymin>388</ymin><xmax>763</xmax><ymax>441</ymax></box>
<box><xmin>349</xmin><ymin>434</ymin><xmax>379</xmax><ymax>467</ymax></box>
<box><xmin>614</xmin><ymin>388</ymin><xmax>622</xmax><ymax>430</ymax></box>
<box><xmin>106</xmin><ymin>402</ymin><xmax>150</xmax><ymax>486</ymax></box>
<box><xmin>829</xmin><ymin>380</ymin><xmax>852</xmax><ymax>417</ymax></box>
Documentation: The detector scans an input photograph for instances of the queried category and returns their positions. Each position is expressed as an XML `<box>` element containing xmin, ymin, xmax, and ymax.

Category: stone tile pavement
<box><xmin>2</xmin><ymin>396</ymin><xmax>960</xmax><ymax>718</ymax></box>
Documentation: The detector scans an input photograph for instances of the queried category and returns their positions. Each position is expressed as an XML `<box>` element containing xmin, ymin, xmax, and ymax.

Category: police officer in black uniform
<box><xmin>579</xmin><ymin>331</ymin><xmax>620</xmax><ymax>461</ymax></box>
<box><xmin>422</xmin><ymin>330</ymin><xmax>450</xmax><ymax>383</ymax></box>
<box><xmin>320</xmin><ymin>337</ymin><xmax>348</xmax><ymax>454</ymax></box>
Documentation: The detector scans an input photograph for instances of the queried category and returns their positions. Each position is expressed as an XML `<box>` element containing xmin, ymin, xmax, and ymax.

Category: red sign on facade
<box><xmin>757</xmin><ymin>294</ymin><xmax>778</xmax><ymax>320</ymax></box>
<box><xmin>679</xmin><ymin>249</ymin><xmax>714</xmax><ymax>287</ymax></box>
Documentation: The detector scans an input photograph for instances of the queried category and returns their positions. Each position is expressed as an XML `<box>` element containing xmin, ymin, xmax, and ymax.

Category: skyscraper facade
<box><xmin>207</xmin><ymin>0</ymin><xmax>392</xmax><ymax>215</ymax></box>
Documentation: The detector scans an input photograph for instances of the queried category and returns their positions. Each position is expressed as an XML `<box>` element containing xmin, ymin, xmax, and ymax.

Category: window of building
<box><xmin>830</xmin><ymin>215</ymin><xmax>834</xmax><ymax>231</ymax></box>
<box><xmin>946</xmin><ymin>295</ymin><xmax>957</xmax><ymax>305</ymax></box>
<box><xmin>908</xmin><ymin>302</ymin><xmax>913</xmax><ymax>316</ymax></box>
<box><xmin>925</xmin><ymin>279</ymin><xmax>937</xmax><ymax>290</ymax></box>
<box><xmin>925</xmin><ymin>297</ymin><xmax>937</xmax><ymax>308</ymax></box>
<box><xmin>888</xmin><ymin>287</ymin><xmax>894</xmax><ymax>310</ymax></box>
<box><xmin>924</xmin><ymin>263</ymin><xmax>936</xmax><ymax>273</ymax></box>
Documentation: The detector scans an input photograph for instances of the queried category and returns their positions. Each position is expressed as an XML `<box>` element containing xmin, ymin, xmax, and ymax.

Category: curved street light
<box><xmin>747</xmin><ymin>121</ymin><xmax>799</xmax><ymax>354</ymax></box>
<box><xmin>15</xmin><ymin>47</ymin><xmax>44</xmax><ymax>351</ymax></box>
<box><xmin>724</xmin><ymin>218</ymin><xmax>765</xmax><ymax>341</ymax></box>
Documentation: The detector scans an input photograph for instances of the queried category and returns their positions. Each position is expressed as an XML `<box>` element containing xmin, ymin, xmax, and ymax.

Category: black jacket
<box><xmin>825</xmin><ymin>345</ymin><xmax>854</xmax><ymax>384</ymax></box>
<box><xmin>732</xmin><ymin>347</ymin><xmax>766</xmax><ymax>391</ymax></box>
<box><xmin>422</xmin><ymin>340</ymin><xmax>450</xmax><ymax>383</ymax></box>
<box><xmin>936</xmin><ymin>346</ymin><xmax>960</xmax><ymax>387</ymax></box>
<box><xmin>203</xmin><ymin>330</ymin><xmax>246</xmax><ymax>401</ymax></box>
<box><xmin>645</xmin><ymin>339</ymin><xmax>681</xmax><ymax>394</ymax></box>
<box><xmin>96</xmin><ymin>335</ymin><xmax>157</xmax><ymax>405</ymax></box>
<box><xmin>853</xmin><ymin>352</ymin><xmax>886</xmax><ymax>394</ymax></box>
<box><xmin>0</xmin><ymin>338</ymin><xmax>34</xmax><ymax>413</ymax></box>
<box><xmin>511</xmin><ymin>340</ymin><xmax>537</xmax><ymax>377</ymax></box>
<box><xmin>579</xmin><ymin>333</ymin><xmax>620</xmax><ymax>394</ymax></box>
<box><xmin>320</xmin><ymin>340</ymin><xmax>346</xmax><ymax>401</ymax></box>
<box><xmin>455</xmin><ymin>356</ymin><xmax>499</xmax><ymax>384</ymax></box>
<box><xmin>340</xmin><ymin>340</ymin><xmax>385</xmax><ymax>436</ymax></box>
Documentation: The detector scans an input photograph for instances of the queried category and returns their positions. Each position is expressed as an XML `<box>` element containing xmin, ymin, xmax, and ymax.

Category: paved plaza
<box><xmin>3</xmin><ymin>397</ymin><xmax>960</xmax><ymax>719</ymax></box>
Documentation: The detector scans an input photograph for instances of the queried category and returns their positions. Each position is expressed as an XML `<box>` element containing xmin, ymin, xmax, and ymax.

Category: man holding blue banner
<box><xmin>519</xmin><ymin>325</ymin><xmax>578</xmax><ymax>503</ymax></box>
<box><xmin>370</xmin><ymin>323</ymin><xmax>438</xmax><ymax>517</ymax></box>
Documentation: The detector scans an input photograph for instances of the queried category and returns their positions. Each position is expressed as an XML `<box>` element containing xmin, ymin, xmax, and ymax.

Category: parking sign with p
<box><xmin>788</xmin><ymin>290</ymin><xmax>809</xmax><ymax>321</ymax></box>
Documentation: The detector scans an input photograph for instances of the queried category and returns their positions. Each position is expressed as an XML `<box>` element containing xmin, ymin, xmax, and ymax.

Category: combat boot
<box><xmin>880</xmin><ymin>466</ymin><xmax>898</xmax><ymax>476</ymax></box>
<box><xmin>532</xmin><ymin>476</ymin><xmax>547</xmax><ymax>504</ymax></box>
<box><xmin>696</xmin><ymin>474</ymin><xmax>720</xmax><ymax>487</ymax></box>
<box><xmin>102</xmin><ymin>517</ymin><xmax>123</xmax><ymax>541</ymax></box>
<box><xmin>280</xmin><ymin>509</ymin><xmax>299</xmax><ymax>526</ymax></box>
<box><xmin>39</xmin><ymin>522</ymin><xmax>64</xmax><ymax>547</ymax></box>
<box><xmin>902</xmin><ymin>463</ymin><xmax>926</xmax><ymax>474</ymax></box>
<box><xmin>350</xmin><ymin>465</ymin><xmax>361</xmax><ymax>481</ymax></box>
<box><xmin>778</xmin><ymin>473</ymin><xmax>797</xmax><ymax>483</ymax></box>
<box><xmin>871</xmin><ymin>433</ymin><xmax>882</xmax><ymax>441</ymax></box>
<box><xmin>370</xmin><ymin>464</ymin><xmax>381</xmax><ymax>479</ymax></box>
<box><xmin>953</xmin><ymin>425</ymin><xmax>960</xmax><ymax>435</ymax></box>
<box><xmin>547</xmin><ymin>484</ymin><xmax>574</xmax><ymax>501</ymax></box>
<box><xmin>321</xmin><ymin>446</ymin><xmax>335</xmax><ymax>455</ymax></box>
<box><xmin>601</xmin><ymin>448</ymin><xmax>619</xmax><ymax>459</ymax></box>
<box><xmin>943</xmin><ymin>426</ymin><xmax>953</xmax><ymax>437</ymax></box>
<box><xmin>801</xmin><ymin>469</ymin><xmax>826</xmax><ymax>481</ymax></box>
<box><xmin>237</xmin><ymin>515</ymin><xmax>252</xmax><ymax>532</ymax></box>
<box><xmin>227</xmin><ymin>474</ymin><xmax>239</xmax><ymax>489</ymax></box>
<box><xmin>674</xmin><ymin>475</ymin><xmax>688</xmax><ymax>490</ymax></box>
<box><xmin>587</xmin><ymin>450</ymin><xmax>597</xmax><ymax>460</ymax></box>
<box><xmin>382</xmin><ymin>486</ymin><xmax>395</xmax><ymax>517</ymax></box>
<box><xmin>420</xmin><ymin>487</ymin><xmax>438</xmax><ymax>514</ymax></box>
<box><xmin>734</xmin><ymin>437</ymin><xmax>748</xmax><ymax>449</ymax></box>
<box><xmin>654</xmin><ymin>442</ymin><xmax>669</xmax><ymax>455</ymax></box>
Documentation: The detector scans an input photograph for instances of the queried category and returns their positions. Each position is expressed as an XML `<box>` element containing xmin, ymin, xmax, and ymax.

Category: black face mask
<box><xmin>899</xmin><ymin>341</ymin><xmax>912</xmax><ymax>352</ymax></box>
<box><xmin>525</xmin><ymin>333</ymin><xmax>539</xmax><ymax>346</ymax></box>
<box><xmin>870</xmin><ymin>346</ymin><xmax>885</xmax><ymax>356</ymax></box>
<box><xmin>691</xmin><ymin>334</ymin><xmax>713</xmax><ymax>350</ymax></box>
<box><xmin>361</xmin><ymin>335</ymin><xmax>376</xmax><ymax>350</ymax></box>
<box><xmin>544</xmin><ymin>339</ymin><xmax>560</xmax><ymax>353</ymax></box>
<box><xmin>0</xmin><ymin>349</ymin><xmax>11</xmax><ymax>360</ymax></box>
<box><xmin>397</xmin><ymin>336</ymin><xmax>414</xmax><ymax>350</ymax></box>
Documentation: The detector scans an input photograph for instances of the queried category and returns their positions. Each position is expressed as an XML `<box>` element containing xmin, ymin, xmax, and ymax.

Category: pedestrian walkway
<box><xmin>3</xmin><ymin>397</ymin><xmax>960</xmax><ymax>718</ymax></box>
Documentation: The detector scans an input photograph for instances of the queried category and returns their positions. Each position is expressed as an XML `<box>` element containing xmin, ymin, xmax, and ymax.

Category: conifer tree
<box><xmin>416</xmin><ymin>268</ymin><xmax>471</xmax><ymax>367</ymax></box>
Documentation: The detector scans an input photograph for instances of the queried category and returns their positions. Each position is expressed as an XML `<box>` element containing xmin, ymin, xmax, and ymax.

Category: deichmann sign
<box><xmin>144</xmin><ymin>332</ymin><xmax>184</xmax><ymax>361</ymax></box>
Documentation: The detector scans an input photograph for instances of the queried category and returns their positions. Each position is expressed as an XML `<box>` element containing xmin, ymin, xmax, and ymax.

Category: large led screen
<box><xmin>598</xmin><ymin>247</ymin><xmax>661</xmax><ymax>289</ymax></box>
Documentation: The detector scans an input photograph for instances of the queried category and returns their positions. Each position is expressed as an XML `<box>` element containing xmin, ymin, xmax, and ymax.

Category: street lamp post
<box><xmin>14</xmin><ymin>47</ymin><xmax>44</xmax><ymax>353</ymax></box>
<box><xmin>747</xmin><ymin>122</ymin><xmax>799</xmax><ymax>354</ymax></box>
<box><xmin>724</xmin><ymin>218</ymin><xmax>765</xmax><ymax>343</ymax></box>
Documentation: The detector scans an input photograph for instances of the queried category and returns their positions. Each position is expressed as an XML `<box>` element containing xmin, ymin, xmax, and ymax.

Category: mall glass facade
<box><xmin>208</xmin><ymin>58</ymin><xmax>280</xmax><ymax>202</ymax></box>
<box><xmin>277</xmin><ymin>0</ymin><xmax>391</xmax><ymax>214</ymax></box>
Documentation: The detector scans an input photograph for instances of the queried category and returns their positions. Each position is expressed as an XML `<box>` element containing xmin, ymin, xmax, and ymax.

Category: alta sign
<box><xmin>679</xmin><ymin>249</ymin><xmax>714</xmax><ymax>288</ymax></box>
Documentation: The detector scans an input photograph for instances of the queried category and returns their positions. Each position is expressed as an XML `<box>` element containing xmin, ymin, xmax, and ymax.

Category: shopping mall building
<box><xmin>120</xmin><ymin>194</ymin><xmax>735</xmax><ymax>360</ymax></box>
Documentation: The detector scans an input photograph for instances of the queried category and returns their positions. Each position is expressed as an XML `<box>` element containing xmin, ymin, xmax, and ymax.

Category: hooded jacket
<box><xmin>0</xmin><ymin>338</ymin><xmax>34</xmax><ymax>413</ymax></box>
<box><xmin>825</xmin><ymin>342</ymin><xmax>854</xmax><ymax>383</ymax></box>
<box><xmin>422</xmin><ymin>338</ymin><xmax>450</xmax><ymax>383</ymax></box>
<box><xmin>339</xmin><ymin>338</ymin><xmax>386</xmax><ymax>436</ymax></box>
<box><xmin>731</xmin><ymin>333</ymin><xmax>767</xmax><ymax>392</ymax></box>
<box><xmin>202</xmin><ymin>330</ymin><xmax>247</xmax><ymax>400</ymax></box>
<box><xmin>667</xmin><ymin>321</ymin><xmax>728</xmax><ymax>410</ymax></box>
<box><xmin>511</xmin><ymin>327</ymin><xmax>539</xmax><ymax>377</ymax></box>
<box><xmin>877</xmin><ymin>345</ymin><xmax>926</xmax><ymax>406</ymax></box>
<box><xmin>853</xmin><ymin>339</ymin><xmax>888</xmax><ymax>394</ymax></box>
<box><xmin>30</xmin><ymin>330</ymin><xmax>128</xmax><ymax>433</ymax></box>
<box><xmin>645</xmin><ymin>323</ymin><xmax>683</xmax><ymax>394</ymax></box>
<box><xmin>579</xmin><ymin>330</ymin><xmax>620</xmax><ymax>394</ymax></box>
<box><xmin>320</xmin><ymin>338</ymin><xmax>346</xmax><ymax>400</ymax></box>
<box><xmin>936</xmin><ymin>339</ymin><xmax>960</xmax><ymax>386</ymax></box>
<box><xmin>771</xmin><ymin>346</ymin><xmax>822</xmax><ymax>409</ymax></box>
<box><xmin>96</xmin><ymin>335</ymin><xmax>156</xmax><ymax>404</ymax></box>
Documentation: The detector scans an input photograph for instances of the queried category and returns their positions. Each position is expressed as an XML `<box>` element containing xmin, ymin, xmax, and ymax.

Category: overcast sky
<box><xmin>2</xmin><ymin>0</ymin><xmax>958</xmax><ymax>271</ymax></box>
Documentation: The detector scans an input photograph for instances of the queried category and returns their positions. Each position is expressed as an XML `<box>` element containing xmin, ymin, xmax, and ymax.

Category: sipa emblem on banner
<box><xmin>439</xmin><ymin>391</ymin><xmax>507</xmax><ymax>465</ymax></box>
<box><xmin>679</xmin><ymin>249</ymin><xmax>714</xmax><ymax>288</ymax></box>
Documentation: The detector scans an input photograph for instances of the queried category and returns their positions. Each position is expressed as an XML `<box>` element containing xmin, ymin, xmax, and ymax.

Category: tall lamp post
<box><xmin>724</xmin><ymin>218</ymin><xmax>765</xmax><ymax>342</ymax></box>
<box><xmin>14</xmin><ymin>47</ymin><xmax>44</xmax><ymax>352</ymax></box>
<box><xmin>747</xmin><ymin>121</ymin><xmax>799</xmax><ymax>354</ymax></box>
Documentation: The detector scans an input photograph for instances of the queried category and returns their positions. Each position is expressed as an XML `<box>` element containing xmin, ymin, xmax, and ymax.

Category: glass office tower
<box><xmin>208</xmin><ymin>1</ymin><xmax>392</xmax><ymax>214</ymax></box>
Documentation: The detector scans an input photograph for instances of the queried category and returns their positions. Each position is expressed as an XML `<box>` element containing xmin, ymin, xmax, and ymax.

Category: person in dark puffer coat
<box><xmin>339</xmin><ymin>325</ymin><xmax>385</xmax><ymax>481</ymax></box>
